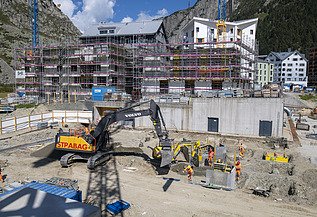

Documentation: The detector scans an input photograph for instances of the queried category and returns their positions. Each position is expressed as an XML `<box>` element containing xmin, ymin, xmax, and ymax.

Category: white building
<box><xmin>256</xmin><ymin>60</ymin><xmax>274</xmax><ymax>86</ymax></box>
<box><xmin>181</xmin><ymin>17</ymin><xmax>258</xmax><ymax>82</ymax></box>
<box><xmin>265</xmin><ymin>50</ymin><xmax>308</xmax><ymax>87</ymax></box>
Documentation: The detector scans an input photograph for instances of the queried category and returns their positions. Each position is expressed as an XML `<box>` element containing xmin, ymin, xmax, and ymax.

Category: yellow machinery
<box><xmin>55</xmin><ymin>128</ymin><xmax>96</xmax><ymax>153</ymax></box>
<box><xmin>55</xmin><ymin>100</ymin><xmax>173</xmax><ymax>169</ymax></box>
<box><xmin>263</xmin><ymin>152</ymin><xmax>289</xmax><ymax>163</ymax></box>
<box><xmin>152</xmin><ymin>140</ymin><xmax>210</xmax><ymax>167</ymax></box>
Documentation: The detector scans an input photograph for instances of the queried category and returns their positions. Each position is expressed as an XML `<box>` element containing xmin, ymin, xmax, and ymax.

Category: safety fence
<box><xmin>0</xmin><ymin>110</ymin><xmax>92</xmax><ymax>134</ymax></box>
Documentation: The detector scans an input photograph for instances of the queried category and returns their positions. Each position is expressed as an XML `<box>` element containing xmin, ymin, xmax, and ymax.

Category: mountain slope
<box><xmin>0</xmin><ymin>0</ymin><xmax>81</xmax><ymax>84</ymax></box>
<box><xmin>232</xmin><ymin>0</ymin><xmax>317</xmax><ymax>55</ymax></box>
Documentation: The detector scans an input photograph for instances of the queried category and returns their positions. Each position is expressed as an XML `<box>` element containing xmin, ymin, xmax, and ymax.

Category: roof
<box><xmin>269</xmin><ymin>51</ymin><xmax>308</xmax><ymax>62</ymax></box>
<box><xmin>81</xmin><ymin>20</ymin><xmax>163</xmax><ymax>37</ymax></box>
<box><xmin>182</xmin><ymin>17</ymin><xmax>258</xmax><ymax>32</ymax></box>
<box><xmin>0</xmin><ymin>187</ymin><xmax>100</xmax><ymax>217</ymax></box>
<box><xmin>0</xmin><ymin>181</ymin><xmax>82</xmax><ymax>202</ymax></box>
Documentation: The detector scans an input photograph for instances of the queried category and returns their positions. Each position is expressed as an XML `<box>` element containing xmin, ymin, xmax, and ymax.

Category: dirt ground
<box><xmin>1</xmin><ymin>125</ymin><xmax>317</xmax><ymax>217</ymax></box>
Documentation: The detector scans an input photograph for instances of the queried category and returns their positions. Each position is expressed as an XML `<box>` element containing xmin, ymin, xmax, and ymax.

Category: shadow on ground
<box><xmin>31</xmin><ymin>143</ymin><xmax>68</xmax><ymax>168</ymax></box>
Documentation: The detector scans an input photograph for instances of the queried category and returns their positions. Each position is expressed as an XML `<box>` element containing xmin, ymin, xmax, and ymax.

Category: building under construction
<box><xmin>15</xmin><ymin>18</ymin><xmax>258</xmax><ymax>101</ymax></box>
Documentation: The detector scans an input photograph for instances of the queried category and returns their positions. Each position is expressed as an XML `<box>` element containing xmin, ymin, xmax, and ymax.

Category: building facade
<box><xmin>256</xmin><ymin>60</ymin><xmax>274</xmax><ymax>86</ymax></box>
<box><xmin>181</xmin><ymin>17</ymin><xmax>258</xmax><ymax>82</ymax></box>
<box><xmin>16</xmin><ymin>18</ymin><xmax>260</xmax><ymax>101</ymax></box>
<box><xmin>265</xmin><ymin>50</ymin><xmax>308</xmax><ymax>87</ymax></box>
<box><xmin>308</xmin><ymin>47</ymin><xmax>317</xmax><ymax>87</ymax></box>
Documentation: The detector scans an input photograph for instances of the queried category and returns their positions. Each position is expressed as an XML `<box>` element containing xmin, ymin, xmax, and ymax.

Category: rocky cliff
<box><xmin>163</xmin><ymin>0</ymin><xmax>220</xmax><ymax>43</ymax></box>
<box><xmin>0</xmin><ymin>0</ymin><xmax>81</xmax><ymax>84</ymax></box>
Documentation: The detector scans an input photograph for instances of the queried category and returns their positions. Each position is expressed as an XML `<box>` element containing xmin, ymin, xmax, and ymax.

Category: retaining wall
<box><xmin>134</xmin><ymin>98</ymin><xmax>284</xmax><ymax>138</ymax></box>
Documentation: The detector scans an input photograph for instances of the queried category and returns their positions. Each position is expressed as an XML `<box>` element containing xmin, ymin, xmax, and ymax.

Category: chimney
<box><xmin>288</xmin><ymin>48</ymin><xmax>292</xmax><ymax>52</ymax></box>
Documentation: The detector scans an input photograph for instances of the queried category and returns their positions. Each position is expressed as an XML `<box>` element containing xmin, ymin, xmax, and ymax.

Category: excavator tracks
<box><xmin>87</xmin><ymin>152</ymin><xmax>112</xmax><ymax>170</ymax></box>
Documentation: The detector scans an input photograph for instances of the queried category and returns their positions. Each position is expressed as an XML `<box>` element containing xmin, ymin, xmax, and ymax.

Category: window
<box><xmin>230</xmin><ymin>28</ymin><xmax>233</xmax><ymax>34</ymax></box>
<box><xmin>293</xmin><ymin>58</ymin><xmax>298</xmax><ymax>61</ymax></box>
<box><xmin>287</xmin><ymin>63</ymin><xmax>293</xmax><ymax>66</ymax></box>
<box><xmin>230</xmin><ymin>38</ymin><xmax>233</xmax><ymax>41</ymax></box>
<box><xmin>282</xmin><ymin>63</ymin><xmax>286</xmax><ymax>66</ymax></box>
<box><xmin>287</xmin><ymin>78</ymin><xmax>291</xmax><ymax>81</ymax></box>
<box><xmin>299</xmin><ymin>74</ymin><xmax>304</xmax><ymax>76</ymax></box>
<box><xmin>109</xmin><ymin>29</ymin><xmax>115</xmax><ymax>33</ymax></box>
<box><xmin>299</xmin><ymin>78</ymin><xmax>303</xmax><ymax>81</ymax></box>
<box><xmin>211</xmin><ymin>29</ymin><xmax>214</xmax><ymax>34</ymax></box>
<box><xmin>300</xmin><ymin>58</ymin><xmax>303</xmax><ymax>60</ymax></box>
<box><xmin>250</xmin><ymin>29</ymin><xmax>254</xmax><ymax>35</ymax></box>
<box><xmin>287</xmin><ymin>69</ymin><xmax>292</xmax><ymax>72</ymax></box>
<box><xmin>185</xmin><ymin>32</ymin><xmax>188</xmax><ymax>37</ymax></box>
<box><xmin>100</xmin><ymin>30</ymin><xmax>108</xmax><ymax>34</ymax></box>
<box><xmin>264</xmin><ymin>77</ymin><xmax>266</xmax><ymax>81</ymax></box>
<box><xmin>282</xmin><ymin>68</ymin><xmax>285</xmax><ymax>71</ymax></box>
<box><xmin>197</xmin><ymin>38</ymin><xmax>204</xmax><ymax>43</ymax></box>
<box><xmin>264</xmin><ymin>65</ymin><xmax>267</xmax><ymax>69</ymax></box>
<box><xmin>196</xmin><ymin>27</ymin><xmax>199</xmax><ymax>32</ymax></box>
<box><xmin>25</xmin><ymin>66</ymin><xmax>30</xmax><ymax>72</ymax></box>
<box><xmin>299</xmin><ymin>63</ymin><xmax>305</xmax><ymax>66</ymax></box>
<box><xmin>287</xmin><ymin>74</ymin><xmax>292</xmax><ymax>77</ymax></box>
<box><xmin>299</xmin><ymin>68</ymin><xmax>304</xmax><ymax>72</ymax></box>
<box><xmin>259</xmin><ymin>64</ymin><xmax>262</xmax><ymax>69</ymax></box>
<box><xmin>191</xmin><ymin>30</ymin><xmax>194</xmax><ymax>37</ymax></box>
<box><xmin>282</xmin><ymin>73</ymin><xmax>285</xmax><ymax>76</ymax></box>
<box><xmin>71</xmin><ymin>65</ymin><xmax>77</xmax><ymax>72</ymax></box>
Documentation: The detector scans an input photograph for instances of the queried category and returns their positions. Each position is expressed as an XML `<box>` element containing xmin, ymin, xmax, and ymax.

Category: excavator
<box><xmin>54</xmin><ymin>100</ymin><xmax>173</xmax><ymax>169</ymax></box>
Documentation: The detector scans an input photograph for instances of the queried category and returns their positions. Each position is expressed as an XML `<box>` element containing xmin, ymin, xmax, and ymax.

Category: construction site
<box><xmin>0</xmin><ymin>0</ymin><xmax>317</xmax><ymax>217</ymax></box>
<box><xmin>14</xmin><ymin>16</ymin><xmax>258</xmax><ymax>101</ymax></box>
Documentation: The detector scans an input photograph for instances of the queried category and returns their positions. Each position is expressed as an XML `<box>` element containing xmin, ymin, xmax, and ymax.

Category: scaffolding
<box><xmin>14</xmin><ymin>34</ymin><xmax>258</xmax><ymax>101</ymax></box>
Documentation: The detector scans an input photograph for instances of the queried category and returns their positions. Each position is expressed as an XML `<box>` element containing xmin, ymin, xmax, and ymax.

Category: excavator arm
<box><xmin>92</xmin><ymin>99</ymin><xmax>173</xmax><ymax>167</ymax></box>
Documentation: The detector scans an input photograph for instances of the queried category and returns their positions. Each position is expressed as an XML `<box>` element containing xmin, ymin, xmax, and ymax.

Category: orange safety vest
<box><xmin>235</xmin><ymin>163</ymin><xmax>241</xmax><ymax>171</ymax></box>
<box><xmin>185</xmin><ymin>166</ymin><xmax>193</xmax><ymax>174</ymax></box>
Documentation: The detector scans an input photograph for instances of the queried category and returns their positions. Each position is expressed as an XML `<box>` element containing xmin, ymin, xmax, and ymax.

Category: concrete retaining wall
<box><xmin>135</xmin><ymin>98</ymin><xmax>284</xmax><ymax>138</ymax></box>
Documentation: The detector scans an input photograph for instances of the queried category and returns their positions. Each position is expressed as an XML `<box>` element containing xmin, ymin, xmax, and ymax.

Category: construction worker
<box><xmin>235</xmin><ymin>160</ymin><xmax>241</xmax><ymax>181</ymax></box>
<box><xmin>239</xmin><ymin>143</ymin><xmax>245</xmax><ymax>158</ymax></box>
<box><xmin>208</xmin><ymin>148</ymin><xmax>214</xmax><ymax>166</ymax></box>
<box><xmin>84</xmin><ymin>127</ymin><xmax>90</xmax><ymax>135</ymax></box>
<box><xmin>184</xmin><ymin>165</ymin><xmax>194</xmax><ymax>182</ymax></box>
<box><xmin>0</xmin><ymin>169</ymin><xmax>2</xmax><ymax>182</ymax></box>
<box><xmin>0</xmin><ymin>168</ymin><xmax>4</xmax><ymax>188</ymax></box>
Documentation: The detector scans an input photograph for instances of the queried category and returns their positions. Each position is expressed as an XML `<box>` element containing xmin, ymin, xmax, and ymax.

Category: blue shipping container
<box><xmin>0</xmin><ymin>181</ymin><xmax>82</xmax><ymax>202</ymax></box>
<box><xmin>92</xmin><ymin>86</ymin><xmax>116</xmax><ymax>101</ymax></box>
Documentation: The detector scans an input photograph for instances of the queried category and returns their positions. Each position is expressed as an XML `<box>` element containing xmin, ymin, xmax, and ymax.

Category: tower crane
<box><xmin>29</xmin><ymin>0</ymin><xmax>39</xmax><ymax>48</ymax></box>
<box><xmin>216</xmin><ymin>0</ymin><xmax>227</xmax><ymax>47</ymax></box>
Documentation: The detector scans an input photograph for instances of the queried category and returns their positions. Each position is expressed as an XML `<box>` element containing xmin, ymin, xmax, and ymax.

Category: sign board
<box><xmin>15</xmin><ymin>70</ymin><xmax>26</xmax><ymax>79</ymax></box>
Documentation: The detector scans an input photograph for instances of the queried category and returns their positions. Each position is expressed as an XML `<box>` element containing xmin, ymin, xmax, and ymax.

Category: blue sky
<box><xmin>53</xmin><ymin>0</ymin><xmax>197</xmax><ymax>32</ymax></box>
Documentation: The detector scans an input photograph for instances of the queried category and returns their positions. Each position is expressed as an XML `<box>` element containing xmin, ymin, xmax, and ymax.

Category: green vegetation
<box><xmin>232</xmin><ymin>0</ymin><xmax>317</xmax><ymax>55</ymax></box>
<box><xmin>0</xmin><ymin>84</ymin><xmax>14</xmax><ymax>93</ymax></box>
<box><xmin>0</xmin><ymin>92</ymin><xmax>9</xmax><ymax>98</ymax></box>
<box><xmin>0</xmin><ymin>84</ymin><xmax>14</xmax><ymax>98</ymax></box>
<box><xmin>299</xmin><ymin>94</ymin><xmax>317</xmax><ymax>101</ymax></box>
<box><xmin>15</xmin><ymin>103</ymin><xmax>36</xmax><ymax>109</ymax></box>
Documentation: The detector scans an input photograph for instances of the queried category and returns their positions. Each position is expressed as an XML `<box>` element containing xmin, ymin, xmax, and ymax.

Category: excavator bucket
<box><xmin>160</xmin><ymin>148</ymin><xmax>173</xmax><ymax>167</ymax></box>
<box><xmin>160</xmin><ymin>140</ymin><xmax>173</xmax><ymax>167</ymax></box>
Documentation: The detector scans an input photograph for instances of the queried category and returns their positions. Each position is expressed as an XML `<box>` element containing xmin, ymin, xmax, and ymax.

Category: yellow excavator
<box><xmin>55</xmin><ymin>100</ymin><xmax>173</xmax><ymax>169</ymax></box>
<box><xmin>152</xmin><ymin>140</ymin><xmax>211</xmax><ymax>167</ymax></box>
